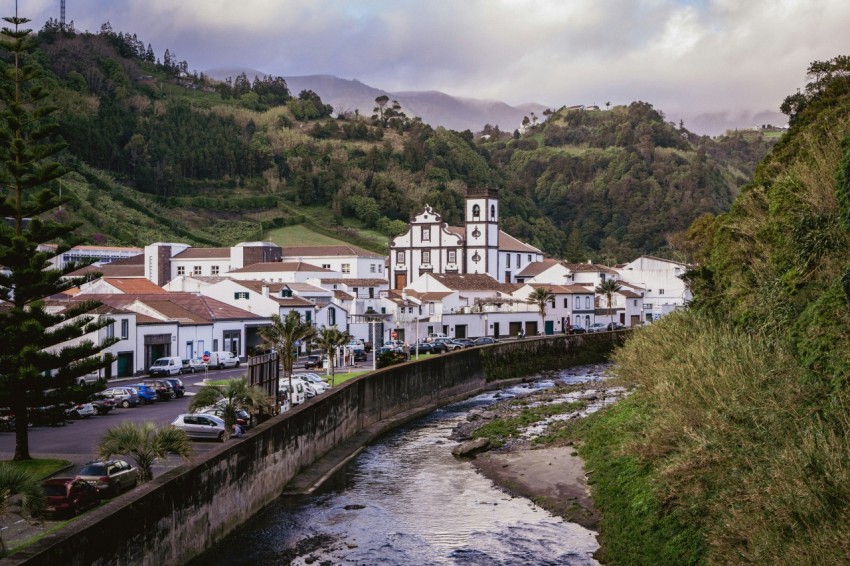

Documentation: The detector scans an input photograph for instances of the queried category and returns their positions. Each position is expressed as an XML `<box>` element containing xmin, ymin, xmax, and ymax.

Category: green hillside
<box><xmin>577</xmin><ymin>56</ymin><xmax>850</xmax><ymax>564</ymax></box>
<box><xmin>23</xmin><ymin>22</ymin><xmax>775</xmax><ymax>262</ymax></box>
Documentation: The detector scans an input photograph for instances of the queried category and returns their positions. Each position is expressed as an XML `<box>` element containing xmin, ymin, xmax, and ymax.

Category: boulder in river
<box><xmin>452</xmin><ymin>438</ymin><xmax>490</xmax><ymax>457</ymax></box>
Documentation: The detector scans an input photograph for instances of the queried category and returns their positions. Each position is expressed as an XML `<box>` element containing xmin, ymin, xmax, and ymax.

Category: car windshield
<box><xmin>152</xmin><ymin>360</ymin><xmax>168</xmax><ymax>367</ymax></box>
<box><xmin>79</xmin><ymin>464</ymin><xmax>105</xmax><ymax>476</ymax></box>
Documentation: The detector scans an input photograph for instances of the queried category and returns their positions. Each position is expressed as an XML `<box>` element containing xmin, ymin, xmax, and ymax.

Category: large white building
<box><xmin>389</xmin><ymin>188</ymin><xmax>543</xmax><ymax>289</ymax></box>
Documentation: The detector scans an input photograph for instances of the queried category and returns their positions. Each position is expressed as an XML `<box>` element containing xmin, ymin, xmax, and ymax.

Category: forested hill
<box><xmin>29</xmin><ymin>22</ymin><xmax>775</xmax><ymax>262</ymax></box>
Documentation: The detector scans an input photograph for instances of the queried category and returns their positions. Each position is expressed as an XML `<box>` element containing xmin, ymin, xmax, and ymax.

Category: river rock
<box><xmin>452</xmin><ymin>438</ymin><xmax>490</xmax><ymax>457</ymax></box>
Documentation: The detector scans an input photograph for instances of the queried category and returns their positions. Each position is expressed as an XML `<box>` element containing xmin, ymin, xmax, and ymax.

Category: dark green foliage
<box><xmin>376</xmin><ymin>349</ymin><xmax>407</xmax><ymax>369</ymax></box>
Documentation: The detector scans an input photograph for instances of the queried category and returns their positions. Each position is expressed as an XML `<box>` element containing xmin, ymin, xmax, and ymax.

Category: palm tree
<box><xmin>595</xmin><ymin>279</ymin><xmax>622</xmax><ymax>326</ymax></box>
<box><xmin>97</xmin><ymin>421</ymin><xmax>192</xmax><ymax>483</ymax></box>
<box><xmin>0</xmin><ymin>464</ymin><xmax>44</xmax><ymax>555</ymax></box>
<box><xmin>189</xmin><ymin>378</ymin><xmax>274</xmax><ymax>428</ymax></box>
<box><xmin>258</xmin><ymin>312</ymin><xmax>317</xmax><ymax>400</ymax></box>
<box><xmin>527</xmin><ymin>287</ymin><xmax>555</xmax><ymax>335</ymax></box>
<box><xmin>314</xmin><ymin>326</ymin><xmax>351</xmax><ymax>387</ymax></box>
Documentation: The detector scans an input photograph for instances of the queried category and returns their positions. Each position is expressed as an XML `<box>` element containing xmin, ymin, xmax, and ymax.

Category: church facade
<box><xmin>388</xmin><ymin>188</ymin><xmax>543</xmax><ymax>289</ymax></box>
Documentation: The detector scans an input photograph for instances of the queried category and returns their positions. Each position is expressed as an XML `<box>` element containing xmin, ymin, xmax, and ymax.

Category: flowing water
<box><xmin>192</xmin><ymin>364</ymin><xmax>611</xmax><ymax>565</ymax></box>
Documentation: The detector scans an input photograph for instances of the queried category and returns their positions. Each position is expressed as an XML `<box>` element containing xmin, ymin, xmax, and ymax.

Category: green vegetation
<box><xmin>5</xmin><ymin>20</ymin><xmax>773</xmax><ymax>262</ymax></box>
<box><xmin>471</xmin><ymin>400</ymin><xmax>586</xmax><ymax>448</ymax></box>
<box><xmin>0</xmin><ymin>459</ymin><xmax>70</xmax><ymax>480</ymax></box>
<box><xmin>97</xmin><ymin>421</ymin><xmax>192</xmax><ymax>482</ymax></box>
<box><xmin>574</xmin><ymin>55</ymin><xmax>850</xmax><ymax>564</ymax></box>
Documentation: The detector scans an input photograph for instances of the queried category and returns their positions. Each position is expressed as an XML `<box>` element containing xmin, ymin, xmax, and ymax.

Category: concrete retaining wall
<box><xmin>6</xmin><ymin>333</ymin><xmax>619</xmax><ymax>565</ymax></box>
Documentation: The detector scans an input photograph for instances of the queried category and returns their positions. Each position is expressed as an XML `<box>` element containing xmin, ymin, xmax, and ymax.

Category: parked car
<box><xmin>171</xmin><ymin>413</ymin><xmax>228</xmax><ymax>441</ymax></box>
<box><xmin>139</xmin><ymin>379</ymin><xmax>174</xmax><ymax>401</ymax></box>
<box><xmin>199</xmin><ymin>407</ymin><xmax>252</xmax><ymax>431</ymax></box>
<box><xmin>606</xmin><ymin>322</ymin><xmax>627</xmax><ymax>331</ymax></box>
<box><xmin>65</xmin><ymin>402</ymin><xmax>97</xmax><ymax>419</ymax></box>
<box><xmin>346</xmin><ymin>340</ymin><xmax>365</xmax><ymax>352</ymax></box>
<box><xmin>164</xmin><ymin>378</ymin><xmax>185</xmax><ymax>398</ymax></box>
<box><xmin>472</xmin><ymin>337</ymin><xmax>497</xmax><ymax>346</ymax></box>
<box><xmin>430</xmin><ymin>338</ymin><xmax>453</xmax><ymax>353</ymax></box>
<box><xmin>427</xmin><ymin>332</ymin><xmax>448</xmax><ymax>342</ymax></box>
<box><xmin>28</xmin><ymin>404</ymin><xmax>67</xmax><ymax>427</ymax></box>
<box><xmin>299</xmin><ymin>373</ymin><xmax>330</xmax><ymax>393</ymax></box>
<box><xmin>132</xmin><ymin>384</ymin><xmax>158</xmax><ymax>404</ymax></box>
<box><xmin>42</xmin><ymin>477</ymin><xmax>99</xmax><ymax>517</ymax></box>
<box><xmin>412</xmin><ymin>342</ymin><xmax>433</xmax><ymax>354</ymax></box>
<box><xmin>586</xmin><ymin>323</ymin><xmax>608</xmax><ymax>333</ymax></box>
<box><xmin>76</xmin><ymin>459</ymin><xmax>139</xmax><ymax>498</ymax></box>
<box><xmin>88</xmin><ymin>394</ymin><xmax>116</xmax><ymax>415</ymax></box>
<box><xmin>280</xmin><ymin>380</ymin><xmax>306</xmax><ymax>406</ymax></box>
<box><xmin>188</xmin><ymin>357</ymin><xmax>210</xmax><ymax>372</ymax></box>
<box><xmin>352</xmin><ymin>349</ymin><xmax>367</xmax><ymax>362</ymax></box>
<box><xmin>148</xmin><ymin>356</ymin><xmax>185</xmax><ymax>377</ymax></box>
<box><xmin>101</xmin><ymin>387</ymin><xmax>139</xmax><ymax>408</ymax></box>
<box><xmin>208</xmin><ymin>351</ymin><xmax>240</xmax><ymax>369</ymax></box>
<box><xmin>303</xmin><ymin>355</ymin><xmax>323</xmax><ymax>370</ymax></box>
<box><xmin>570</xmin><ymin>325</ymin><xmax>587</xmax><ymax>334</ymax></box>
<box><xmin>450</xmin><ymin>338</ymin><xmax>475</xmax><ymax>349</ymax></box>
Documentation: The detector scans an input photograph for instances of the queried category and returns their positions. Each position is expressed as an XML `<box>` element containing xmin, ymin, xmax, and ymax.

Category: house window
<box><xmin>234</xmin><ymin>292</ymin><xmax>249</xmax><ymax>299</ymax></box>
<box><xmin>211</xmin><ymin>265</ymin><xmax>220</xmax><ymax>276</ymax></box>
<box><xmin>564</xmin><ymin>298</ymin><xmax>568</xmax><ymax>308</ymax></box>
<box><xmin>490</xmin><ymin>204</ymin><xmax>496</xmax><ymax>219</ymax></box>
<box><xmin>472</xmin><ymin>204</ymin><xmax>480</xmax><ymax>218</ymax></box>
<box><xmin>322</xmin><ymin>264</ymin><xmax>331</xmax><ymax>269</ymax></box>
<box><xmin>177</xmin><ymin>266</ymin><xmax>185</xmax><ymax>276</ymax></box>
<box><xmin>121</xmin><ymin>319</ymin><xmax>129</xmax><ymax>340</ymax></box>
<box><xmin>107</xmin><ymin>322</ymin><xmax>115</xmax><ymax>339</ymax></box>
<box><xmin>329</xmin><ymin>307</ymin><xmax>336</xmax><ymax>326</ymax></box>
<box><xmin>342</xmin><ymin>263</ymin><xmax>351</xmax><ymax>274</ymax></box>
<box><xmin>423</xmin><ymin>251</ymin><xmax>431</xmax><ymax>264</ymax></box>
<box><xmin>193</xmin><ymin>265</ymin><xmax>202</xmax><ymax>275</ymax></box>
<box><xmin>506</xmin><ymin>254</ymin><xmax>511</xmax><ymax>268</ymax></box>
<box><xmin>369</xmin><ymin>287</ymin><xmax>375</xmax><ymax>298</ymax></box>
<box><xmin>516</xmin><ymin>253</ymin><xmax>521</xmax><ymax>267</ymax></box>
<box><xmin>527</xmin><ymin>254</ymin><xmax>532</xmax><ymax>262</ymax></box>
<box><xmin>585</xmin><ymin>297</ymin><xmax>591</xmax><ymax>309</ymax></box>
<box><xmin>574</xmin><ymin>296</ymin><xmax>581</xmax><ymax>309</ymax></box>
<box><xmin>397</xmin><ymin>251</ymin><xmax>405</xmax><ymax>264</ymax></box>
<box><xmin>429</xmin><ymin>302</ymin><xmax>435</xmax><ymax>315</ymax></box>
<box><xmin>305</xmin><ymin>310</ymin><xmax>312</xmax><ymax>323</ymax></box>
<box><xmin>550</xmin><ymin>299</ymin><xmax>555</xmax><ymax>308</ymax></box>
<box><xmin>448</xmin><ymin>250</ymin><xmax>456</xmax><ymax>264</ymax></box>
<box><xmin>371</xmin><ymin>264</ymin><xmax>376</xmax><ymax>273</ymax></box>
<box><xmin>659</xmin><ymin>289</ymin><xmax>665</xmax><ymax>295</ymax></box>
<box><xmin>422</xmin><ymin>227</ymin><xmax>431</xmax><ymax>242</ymax></box>
<box><xmin>281</xmin><ymin>288</ymin><xmax>292</xmax><ymax>298</ymax></box>
<box><xmin>378</xmin><ymin>264</ymin><xmax>382</xmax><ymax>273</ymax></box>
<box><xmin>634</xmin><ymin>299</ymin><xmax>638</xmax><ymax>306</ymax></box>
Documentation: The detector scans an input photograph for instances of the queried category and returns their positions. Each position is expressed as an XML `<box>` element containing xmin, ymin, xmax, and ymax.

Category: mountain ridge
<box><xmin>205</xmin><ymin>68</ymin><xmax>548</xmax><ymax>132</ymax></box>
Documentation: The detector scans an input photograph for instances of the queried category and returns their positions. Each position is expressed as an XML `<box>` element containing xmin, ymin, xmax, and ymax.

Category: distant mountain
<box><xmin>205</xmin><ymin>69</ymin><xmax>547</xmax><ymax>133</ymax></box>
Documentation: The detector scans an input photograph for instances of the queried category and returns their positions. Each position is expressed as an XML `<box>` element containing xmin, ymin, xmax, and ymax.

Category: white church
<box><xmin>388</xmin><ymin>187</ymin><xmax>544</xmax><ymax>289</ymax></box>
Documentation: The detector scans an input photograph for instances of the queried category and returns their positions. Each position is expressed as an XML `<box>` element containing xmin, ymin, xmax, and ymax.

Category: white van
<box><xmin>149</xmin><ymin>356</ymin><xmax>184</xmax><ymax>376</ymax></box>
<box><xmin>427</xmin><ymin>332</ymin><xmax>448</xmax><ymax>342</ymax></box>
<box><xmin>280</xmin><ymin>379</ymin><xmax>305</xmax><ymax>405</ymax></box>
<box><xmin>207</xmin><ymin>351</ymin><xmax>241</xmax><ymax>369</ymax></box>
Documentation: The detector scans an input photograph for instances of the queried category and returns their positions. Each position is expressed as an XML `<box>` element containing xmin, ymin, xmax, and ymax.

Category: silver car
<box><xmin>101</xmin><ymin>387</ymin><xmax>139</xmax><ymax>408</ymax></box>
<box><xmin>77</xmin><ymin>459</ymin><xmax>139</xmax><ymax>498</ymax></box>
<box><xmin>171</xmin><ymin>414</ymin><xmax>228</xmax><ymax>442</ymax></box>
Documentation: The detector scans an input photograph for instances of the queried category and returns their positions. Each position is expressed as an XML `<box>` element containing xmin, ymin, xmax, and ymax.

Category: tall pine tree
<box><xmin>0</xmin><ymin>14</ymin><xmax>115</xmax><ymax>460</ymax></box>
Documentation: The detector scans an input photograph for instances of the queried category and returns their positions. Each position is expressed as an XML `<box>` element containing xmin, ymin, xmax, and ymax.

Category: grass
<box><xmin>266</xmin><ymin>223</ymin><xmax>350</xmax><ymax>247</ymax></box>
<box><xmin>581</xmin><ymin>311</ymin><xmax>850</xmax><ymax>564</ymax></box>
<box><xmin>2</xmin><ymin>459</ymin><xmax>71</xmax><ymax>480</ymax></box>
<box><xmin>472</xmin><ymin>400</ymin><xmax>587</xmax><ymax>448</ymax></box>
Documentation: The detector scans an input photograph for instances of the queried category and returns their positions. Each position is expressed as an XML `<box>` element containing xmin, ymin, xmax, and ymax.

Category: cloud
<box><xmin>18</xmin><ymin>0</ymin><xmax>850</xmax><ymax>133</ymax></box>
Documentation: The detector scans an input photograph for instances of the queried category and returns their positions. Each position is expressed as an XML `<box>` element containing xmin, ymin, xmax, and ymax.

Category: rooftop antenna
<box><xmin>60</xmin><ymin>0</ymin><xmax>66</xmax><ymax>29</ymax></box>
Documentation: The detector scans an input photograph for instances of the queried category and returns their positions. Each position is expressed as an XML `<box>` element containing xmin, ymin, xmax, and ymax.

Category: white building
<box><xmin>281</xmin><ymin>245</ymin><xmax>386</xmax><ymax>279</ymax></box>
<box><xmin>144</xmin><ymin>241</ymin><xmax>283</xmax><ymax>286</ymax></box>
<box><xmin>389</xmin><ymin>188</ymin><xmax>543</xmax><ymax>289</ymax></box>
<box><xmin>615</xmin><ymin>255</ymin><xmax>690</xmax><ymax>322</ymax></box>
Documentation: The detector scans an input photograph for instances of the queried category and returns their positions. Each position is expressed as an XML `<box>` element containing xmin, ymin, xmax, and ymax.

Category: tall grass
<box><xmin>584</xmin><ymin>312</ymin><xmax>850</xmax><ymax>564</ymax></box>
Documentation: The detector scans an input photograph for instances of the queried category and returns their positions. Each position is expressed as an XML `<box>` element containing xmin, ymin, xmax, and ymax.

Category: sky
<box><xmin>16</xmin><ymin>0</ymin><xmax>850</xmax><ymax>134</ymax></box>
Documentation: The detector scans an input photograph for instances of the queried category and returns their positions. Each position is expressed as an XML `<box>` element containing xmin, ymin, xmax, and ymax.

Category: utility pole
<box><xmin>60</xmin><ymin>0</ymin><xmax>66</xmax><ymax>29</ymax></box>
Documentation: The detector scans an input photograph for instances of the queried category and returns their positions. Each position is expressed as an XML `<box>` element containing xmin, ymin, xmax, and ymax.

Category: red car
<box><xmin>42</xmin><ymin>477</ymin><xmax>100</xmax><ymax>517</ymax></box>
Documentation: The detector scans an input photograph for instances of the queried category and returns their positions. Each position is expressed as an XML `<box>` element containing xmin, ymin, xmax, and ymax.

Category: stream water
<box><xmin>191</xmin><ymin>364</ymin><xmax>610</xmax><ymax>565</ymax></box>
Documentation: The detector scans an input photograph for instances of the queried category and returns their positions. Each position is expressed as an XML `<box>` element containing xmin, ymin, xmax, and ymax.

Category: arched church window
<box><xmin>472</xmin><ymin>204</ymin><xmax>480</xmax><ymax>218</ymax></box>
<box><xmin>490</xmin><ymin>204</ymin><xmax>495</xmax><ymax>219</ymax></box>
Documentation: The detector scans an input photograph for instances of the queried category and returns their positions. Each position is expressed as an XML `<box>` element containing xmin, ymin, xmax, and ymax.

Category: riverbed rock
<box><xmin>452</xmin><ymin>438</ymin><xmax>490</xmax><ymax>457</ymax></box>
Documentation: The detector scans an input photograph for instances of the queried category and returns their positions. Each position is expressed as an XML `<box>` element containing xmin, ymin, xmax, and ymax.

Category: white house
<box><xmin>512</xmin><ymin>283</ymin><xmax>598</xmax><ymax>333</ymax></box>
<box><xmin>281</xmin><ymin>245</ymin><xmax>386</xmax><ymax>279</ymax></box>
<box><xmin>226</xmin><ymin>261</ymin><xmax>336</xmax><ymax>283</ymax></box>
<box><xmin>615</xmin><ymin>255</ymin><xmax>690</xmax><ymax>322</ymax></box>
<box><xmin>144</xmin><ymin>241</ymin><xmax>283</xmax><ymax>286</ymax></box>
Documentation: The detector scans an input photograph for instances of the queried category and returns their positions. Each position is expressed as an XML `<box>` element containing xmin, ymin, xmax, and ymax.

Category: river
<box><xmin>191</xmin><ymin>365</ymin><xmax>609</xmax><ymax>565</ymax></box>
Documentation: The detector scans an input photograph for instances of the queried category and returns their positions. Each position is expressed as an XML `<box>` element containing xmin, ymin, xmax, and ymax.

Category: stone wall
<box><xmin>6</xmin><ymin>333</ymin><xmax>620</xmax><ymax>565</ymax></box>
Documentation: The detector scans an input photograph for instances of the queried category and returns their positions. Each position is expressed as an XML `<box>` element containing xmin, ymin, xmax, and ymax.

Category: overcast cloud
<box><xmin>16</xmin><ymin>0</ymin><xmax>850</xmax><ymax>133</ymax></box>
